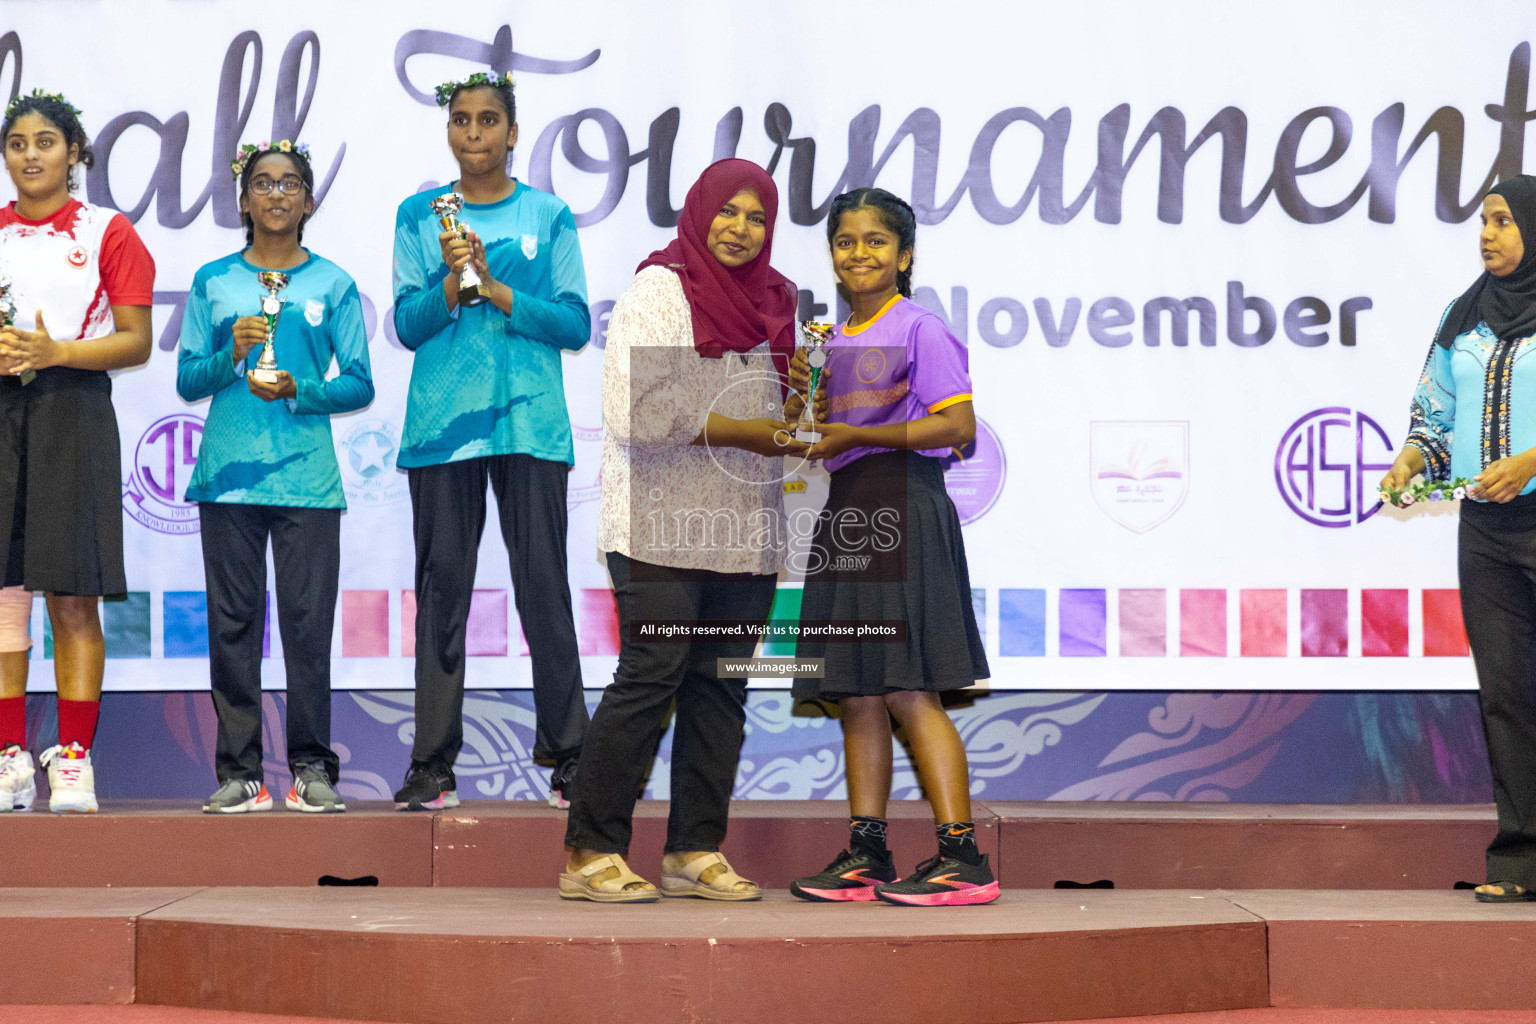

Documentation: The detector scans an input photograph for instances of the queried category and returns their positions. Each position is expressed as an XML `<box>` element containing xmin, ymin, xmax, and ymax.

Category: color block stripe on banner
<box><xmin>999</xmin><ymin>589</ymin><xmax>1045</xmax><ymax>656</ymax></box>
<box><xmin>972</xmin><ymin>588</ymin><xmax>986</xmax><ymax>650</ymax></box>
<box><xmin>1361</xmin><ymin>589</ymin><xmax>1409</xmax><ymax>657</ymax></box>
<box><xmin>578</xmin><ymin>588</ymin><xmax>620</xmax><ymax>656</ymax></box>
<box><xmin>1239</xmin><ymin>590</ymin><xmax>1286</xmax><ymax>657</ymax></box>
<box><xmin>341</xmin><ymin>590</ymin><xmax>389</xmax><ymax>658</ymax></box>
<box><xmin>1059</xmin><ymin>589</ymin><xmax>1106</xmax><ymax>657</ymax></box>
<box><xmin>1119</xmin><ymin>589</ymin><xmax>1166</xmax><ymax>657</ymax></box>
<box><xmin>762</xmin><ymin>587</ymin><xmax>802</xmax><ymax>656</ymax></box>
<box><xmin>163</xmin><ymin>592</ymin><xmax>209</xmax><ymax>659</ymax></box>
<box><xmin>466</xmin><ymin>590</ymin><xmax>508</xmax><ymax>657</ymax></box>
<box><xmin>46</xmin><ymin>593</ymin><xmax>153</xmax><ymax>660</ymax></box>
<box><xmin>1180</xmin><ymin>589</ymin><xmax>1226</xmax><ymax>657</ymax></box>
<box><xmin>1423</xmin><ymin>589</ymin><xmax>1470</xmax><ymax>657</ymax></box>
<box><xmin>160</xmin><ymin>591</ymin><xmax>268</xmax><ymax>659</ymax></box>
<box><xmin>1301</xmin><ymin>589</ymin><xmax>1348</xmax><ymax>657</ymax></box>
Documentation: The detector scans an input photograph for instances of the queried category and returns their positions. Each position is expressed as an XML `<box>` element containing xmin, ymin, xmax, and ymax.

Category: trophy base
<box><xmin>795</xmin><ymin>428</ymin><xmax>822</xmax><ymax>444</ymax></box>
<box><xmin>458</xmin><ymin>284</ymin><xmax>487</xmax><ymax>308</ymax></box>
<box><xmin>251</xmin><ymin>367</ymin><xmax>280</xmax><ymax>385</ymax></box>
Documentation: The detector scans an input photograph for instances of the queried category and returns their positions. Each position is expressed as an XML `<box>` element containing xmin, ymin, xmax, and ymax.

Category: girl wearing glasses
<box><xmin>0</xmin><ymin>90</ymin><xmax>154</xmax><ymax>814</ymax></box>
<box><xmin>176</xmin><ymin>140</ymin><xmax>374</xmax><ymax>814</ymax></box>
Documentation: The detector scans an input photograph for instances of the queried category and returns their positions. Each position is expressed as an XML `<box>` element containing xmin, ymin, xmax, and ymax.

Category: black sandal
<box><xmin>1474</xmin><ymin>881</ymin><xmax>1536</xmax><ymax>903</ymax></box>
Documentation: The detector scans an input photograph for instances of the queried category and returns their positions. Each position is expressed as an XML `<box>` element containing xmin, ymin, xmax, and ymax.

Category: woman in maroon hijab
<box><xmin>560</xmin><ymin>159</ymin><xmax>813</xmax><ymax>902</ymax></box>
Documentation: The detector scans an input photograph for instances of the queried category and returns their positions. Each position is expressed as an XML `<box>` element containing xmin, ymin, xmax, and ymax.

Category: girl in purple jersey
<box><xmin>789</xmin><ymin>188</ymin><xmax>995</xmax><ymax>906</ymax></box>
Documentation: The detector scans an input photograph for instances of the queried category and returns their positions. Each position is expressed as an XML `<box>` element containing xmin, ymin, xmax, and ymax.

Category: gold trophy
<box><xmin>794</xmin><ymin>322</ymin><xmax>834</xmax><ymax>443</ymax></box>
<box><xmin>0</xmin><ymin>276</ymin><xmax>32</xmax><ymax>386</ymax></box>
<box><xmin>429</xmin><ymin>192</ymin><xmax>487</xmax><ymax>307</ymax></box>
<box><xmin>252</xmin><ymin>271</ymin><xmax>288</xmax><ymax>385</ymax></box>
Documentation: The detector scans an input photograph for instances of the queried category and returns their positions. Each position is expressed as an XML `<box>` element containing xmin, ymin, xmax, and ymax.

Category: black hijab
<box><xmin>1436</xmin><ymin>174</ymin><xmax>1536</xmax><ymax>348</ymax></box>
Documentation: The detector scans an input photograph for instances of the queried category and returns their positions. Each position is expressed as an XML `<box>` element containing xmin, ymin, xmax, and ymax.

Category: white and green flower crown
<box><xmin>230</xmin><ymin>139</ymin><xmax>312</xmax><ymax>179</ymax></box>
<box><xmin>4</xmin><ymin>88</ymin><xmax>82</xmax><ymax>123</ymax></box>
<box><xmin>434</xmin><ymin>71</ymin><xmax>515</xmax><ymax>107</ymax></box>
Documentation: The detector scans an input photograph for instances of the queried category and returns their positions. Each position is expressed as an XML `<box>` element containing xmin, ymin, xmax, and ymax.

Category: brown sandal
<box><xmin>558</xmin><ymin>854</ymin><xmax>659</xmax><ymax>903</ymax></box>
<box><xmin>660</xmin><ymin>852</ymin><xmax>762</xmax><ymax>901</ymax></box>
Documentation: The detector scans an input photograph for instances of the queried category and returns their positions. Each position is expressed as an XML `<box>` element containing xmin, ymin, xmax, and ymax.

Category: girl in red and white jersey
<box><xmin>0</xmin><ymin>90</ymin><xmax>155</xmax><ymax>814</ymax></box>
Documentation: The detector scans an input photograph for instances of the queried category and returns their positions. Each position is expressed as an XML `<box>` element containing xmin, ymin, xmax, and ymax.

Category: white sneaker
<box><xmin>40</xmin><ymin>743</ymin><xmax>97</xmax><ymax>814</ymax></box>
<box><xmin>0</xmin><ymin>745</ymin><xmax>35</xmax><ymax>811</ymax></box>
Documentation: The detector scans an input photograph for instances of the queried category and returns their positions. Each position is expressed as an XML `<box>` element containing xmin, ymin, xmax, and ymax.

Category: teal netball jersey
<box><xmin>390</xmin><ymin>180</ymin><xmax>590</xmax><ymax>469</ymax></box>
<box><xmin>176</xmin><ymin>251</ymin><xmax>375</xmax><ymax>508</ymax></box>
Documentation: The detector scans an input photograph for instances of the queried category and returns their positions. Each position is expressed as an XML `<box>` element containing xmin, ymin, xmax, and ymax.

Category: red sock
<box><xmin>0</xmin><ymin>696</ymin><xmax>23</xmax><ymax>748</ymax></box>
<box><xmin>57</xmin><ymin>699</ymin><xmax>100</xmax><ymax>750</ymax></box>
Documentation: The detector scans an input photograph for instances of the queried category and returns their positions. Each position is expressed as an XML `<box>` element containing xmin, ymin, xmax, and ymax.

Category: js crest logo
<box><xmin>123</xmin><ymin>413</ymin><xmax>203</xmax><ymax>535</ymax></box>
<box><xmin>1090</xmin><ymin>421</ymin><xmax>1189</xmax><ymax>534</ymax></box>
<box><xmin>339</xmin><ymin>419</ymin><xmax>407</xmax><ymax>506</ymax></box>
<box><xmin>1275</xmin><ymin>407</ymin><xmax>1394</xmax><ymax>527</ymax></box>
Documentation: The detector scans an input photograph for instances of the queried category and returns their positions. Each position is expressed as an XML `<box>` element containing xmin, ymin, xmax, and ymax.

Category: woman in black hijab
<box><xmin>1380</xmin><ymin>174</ymin><xmax>1536</xmax><ymax>901</ymax></box>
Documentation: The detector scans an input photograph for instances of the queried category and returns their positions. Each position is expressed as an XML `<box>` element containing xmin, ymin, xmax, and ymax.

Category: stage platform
<box><xmin>5</xmin><ymin>887</ymin><xmax>1536</xmax><ymax>1022</ymax></box>
<box><xmin>0</xmin><ymin>799</ymin><xmax>1493</xmax><ymax>890</ymax></box>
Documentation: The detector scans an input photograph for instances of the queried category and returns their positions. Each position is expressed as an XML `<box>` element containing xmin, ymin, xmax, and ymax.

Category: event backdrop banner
<box><xmin>0</xmin><ymin>0</ymin><xmax>1522</xmax><ymax>691</ymax></box>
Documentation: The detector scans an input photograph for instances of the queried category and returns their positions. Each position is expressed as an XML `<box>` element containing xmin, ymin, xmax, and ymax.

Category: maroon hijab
<box><xmin>637</xmin><ymin>159</ymin><xmax>797</xmax><ymax>379</ymax></box>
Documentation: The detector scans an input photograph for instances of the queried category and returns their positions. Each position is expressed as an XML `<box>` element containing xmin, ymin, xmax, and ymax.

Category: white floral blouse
<box><xmin>597</xmin><ymin>266</ymin><xmax>787</xmax><ymax>575</ymax></box>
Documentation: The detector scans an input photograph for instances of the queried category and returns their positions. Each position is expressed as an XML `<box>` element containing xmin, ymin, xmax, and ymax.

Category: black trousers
<box><xmin>564</xmin><ymin>552</ymin><xmax>776</xmax><ymax>856</ymax></box>
<box><xmin>1461</xmin><ymin>494</ymin><xmax>1536</xmax><ymax>887</ymax></box>
<box><xmin>407</xmin><ymin>453</ymin><xmax>587</xmax><ymax>767</ymax></box>
<box><xmin>200</xmin><ymin>502</ymin><xmax>340</xmax><ymax>784</ymax></box>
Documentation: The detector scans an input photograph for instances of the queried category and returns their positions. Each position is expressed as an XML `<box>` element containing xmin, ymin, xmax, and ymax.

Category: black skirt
<box><xmin>0</xmin><ymin>368</ymin><xmax>127</xmax><ymax>596</ymax></box>
<box><xmin>791</xmin><ymin>450</ymin><xmax>989</xmax><ymax>701</ymax></box>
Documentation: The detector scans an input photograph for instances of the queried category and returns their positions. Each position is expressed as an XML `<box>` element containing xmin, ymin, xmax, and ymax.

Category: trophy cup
<box><xmin>0</xmin><ymin>276</ymin><xmax>31</xmax><ymax>386</ymax></box>
<box><xmin>252</xmin><ymin>271</ymin><xmax>288</xmax><ymax>385</ymax></box>
<box><xmin>794</xmin><ymin>322</ymin><xmax>834</xmax><ymax>443</ymax></box>
<box><xmin>429</xmin><ymin>192</ymin><xmax>487</xmax><ymax>307</ymax></box>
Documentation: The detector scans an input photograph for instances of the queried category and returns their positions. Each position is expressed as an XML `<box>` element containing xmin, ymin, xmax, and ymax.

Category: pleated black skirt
<box><xmin>792</xmin><ymin>450</ymin><xmax>989</xmax><ymax>701</ymax></box>
<box><xmin>0</xmin><ymin>368</ymin><xmax>127</xmax><ymax>597</ymax></box>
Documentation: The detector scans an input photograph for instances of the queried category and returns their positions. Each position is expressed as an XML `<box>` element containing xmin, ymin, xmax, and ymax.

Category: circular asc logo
<box><xmin>941</xmin><ymin>416</ymin><xmax>1006</xmax><ymax>525</ymax></box>
<box><xmin>123</xmin><ymin>413</ymin><xmax>203</xmax><ymax>535</ymax></box>
<box><xmin>339</xmin><ymin>419</ymin><xmax>408</xmax><ymax>506</ymax></box>
<box><xmin>1275</xmin><ymin>407</ymin><xmax>1395</xmax><ymax>527</ymax></box>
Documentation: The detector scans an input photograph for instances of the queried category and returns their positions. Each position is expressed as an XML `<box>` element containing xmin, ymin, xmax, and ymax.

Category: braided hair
<box><xmin>826</xmin><ymin>188</ymin><xmax>917</xmax><ymax>297</ymax></box>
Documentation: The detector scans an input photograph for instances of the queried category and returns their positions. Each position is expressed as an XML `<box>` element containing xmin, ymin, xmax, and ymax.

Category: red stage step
<box><xmin>993</xmin><ymin>802</ymin><xmax>1492</xmax><ymax>889</ymax></box>
<box><xmin>0</xmin><ymin>801</ymin><xmax>1494</xmax><ymax>891</ymax></box>
<box><xmin>0</xmin><ymin>802</ymin><xmax>431</xmax><ymax>887</ymax></box>
<box><xmin>8</xmin><ymin>888</ymin><xmax>1536</xmax><ymax>1022</ymax></box>
<box><xmin>135</xmin><ymin>888</ymin><xmax>1267</xmax><ymax>1024</ymax></box>
<box><xmin>0</xmin><ymin>888</ymin><xmax>199</xmax><ymax>1004</ymax></box>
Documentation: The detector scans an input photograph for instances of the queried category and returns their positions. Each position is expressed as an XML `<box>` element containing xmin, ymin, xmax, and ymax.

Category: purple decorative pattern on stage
<box><xmin>27</xmin><ymin>687</ymin><xmax>1494</xmax><ymax>805</ymax></box>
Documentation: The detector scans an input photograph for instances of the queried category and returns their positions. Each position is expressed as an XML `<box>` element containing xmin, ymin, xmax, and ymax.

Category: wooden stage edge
<box><xmin>0</xmin><ymin>799</ymin><xmax>1498</xmax><ymax>890</ymax></box>
<box><xmin>4</xmin><ymin>888</ymin><xmax>1535</xmax><ymax>1023</ymax></box>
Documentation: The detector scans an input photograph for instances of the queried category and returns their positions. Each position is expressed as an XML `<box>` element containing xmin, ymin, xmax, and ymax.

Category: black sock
<box><xmin>937</xmin><ymin>821</ymin><xmax>982</xmax><ymax>865</ymax></box>
<box><xmin>849</xmin><ymin>815</ymin><xmax>889</xmax><ymax>859</ymax></box>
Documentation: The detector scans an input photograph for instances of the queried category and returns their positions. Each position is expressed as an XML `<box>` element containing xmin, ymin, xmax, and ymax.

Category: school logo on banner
<box><xmin>123</xmin><ymin>413</ymin><xmax>203</xmax><ymax>535</ymax></box>
<box><xmin>339</xmin><ymin>419</ymin><xmax>408</xmax><ymax>506</ymax></box>
<box><xmin>521</xmin><ymin>234</ymin><xmax>539</xmax><ymax>260</ymax></box>
<box><xmin>942</xmin><ymin>416</ymin><xmax>1006</xmax><ymax>525</ymax></box>
<box><xmin>1275</xmin><ymin>407</ymin><xmax>1394</xmax><ymax>527</ymax></box>
<box><xmin>1090</xmin><ymin>421</ymin><xmax>1189</xmax><ymax>534</ymax></box>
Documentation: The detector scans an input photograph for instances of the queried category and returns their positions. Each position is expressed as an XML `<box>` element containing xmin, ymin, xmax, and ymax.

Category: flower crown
<box><xmin>4</xmin><ymin>88</ymin><xmax>82</xmax><ymax>123</ymax></box>
<box><xmin>434</xmin><ymin>71</ymin><xmax>515</xmax><ymax>107</ymax></box>
<box><xmin>230</xmin><ymin>139</ymin><xmax>312</xmax><ymax>179</ymax></box>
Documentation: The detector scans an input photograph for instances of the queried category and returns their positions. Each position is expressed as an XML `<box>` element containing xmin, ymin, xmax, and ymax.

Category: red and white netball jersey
<box><xmin>0</xmin><ymin>198</ymin><xmax>154</xmax><ymax>342</ymax></box>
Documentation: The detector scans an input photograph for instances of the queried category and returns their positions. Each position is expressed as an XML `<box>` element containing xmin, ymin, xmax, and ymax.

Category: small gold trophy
<box><xmin>429</xmin><ymin>192</ymin><xmax>487</xmax><ymax>307</ymax></box>
<box><xmin>0</xmin><ymin>277</ymin><xmax>32</xmax><ymax>386</ymax></box>
<box><xmin>252</xmin><ymin>271</ymin><xmax>289</xmax><ymax>385</ymax></box>
<box><xmin>794</xmin><ymin>322</ymin><xmax>834</xmax><ymax>443</ymax></box>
